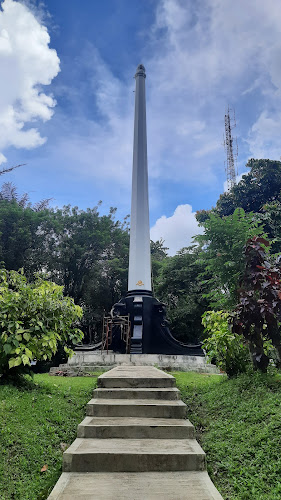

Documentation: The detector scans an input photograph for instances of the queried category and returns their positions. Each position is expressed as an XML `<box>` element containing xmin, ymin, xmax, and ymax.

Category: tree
<box><xmin>195</xmin><ymin>208</ymin><xmax>266</xmax><ymax>309</ymax></box>
<box><xmin>232</xmin><ymin>237</ymin><xmax>281</xmax><ymax>373</ymax></box>
<box><xmin>0</xmin><ymin>269</ymin><xmax>83</xmax><ymax>379</ymax></box>
<box><xmin>41</xmin><ymin>205</ymin><xmax>129</xmax><ymax>340</ymax></box>
<box><xmin>202</xmin><ymin>310</ymin><xmax>249</xmax><ymax>377</ymax></box>
<box><xmin>196</xmin><ymin>158</ymin><xmax>281</xmax><ymax>226</ymax></box>
<box><xmin>216</xmin><ymin>158</ymin><xmax>281</xmax><ymax>217</ymax></box>
<box><xmin>0</xmin><ymin>194</ymin><xmax>130</xmax><ymax>341</ymax></box>
<box><xmin>151</xmin><ymin>238</ymin><xmax>169</xmax><ymax>290</ymax></box>
<box><xmin>0</xmin><ymin>199</ymin><xmax>49</xmax><ymax>274</ymax></box>
<box><xmin>254</xmin><ymin>200</ymin><xmax>281</xmax><ymax>254</ymax></box>
<box><xmin>153</xmin><ymin>246</ymin><xmax>209</xmax><ymax>343</ymax></box>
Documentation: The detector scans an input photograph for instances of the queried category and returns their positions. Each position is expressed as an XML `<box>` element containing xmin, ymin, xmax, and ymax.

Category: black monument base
<box><xmin>111</xmin><ymin>291</ymin><xmax>204</xmax><ymax>356</ymax></box>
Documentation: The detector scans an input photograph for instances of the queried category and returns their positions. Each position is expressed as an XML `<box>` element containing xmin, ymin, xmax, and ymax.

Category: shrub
<box><xmin>0</xmin><ymin>269</ymin><xmax>83</xmax><ymax>378</ymax></box>
<box><xmin>202</xmin><ymin>310</ymin><xmax>249</xmax><ymax>377</ymax></box>
<box><xmin>232</xmin><ymin>236</ymin><xmax>281</xmax><ymax>373</ymax></box>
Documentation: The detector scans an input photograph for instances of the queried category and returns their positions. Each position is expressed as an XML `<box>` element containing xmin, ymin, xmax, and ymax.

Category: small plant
<box><xmin>202</xmin><ymin>310</ymin><xmax>249</xmax><ymax>377</ymax></box>
<box><xmin>0</xmin><ymin>269</ymin><xmax>83</xmax><ymax>379</ymax></box>
<box><xmin>232</xmin><ymin>237</ymin><xmax>281</xmax><ymax>373</ymax></box>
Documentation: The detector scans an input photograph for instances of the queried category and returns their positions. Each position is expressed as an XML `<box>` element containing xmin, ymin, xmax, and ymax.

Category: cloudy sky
<box><xmin>0</xmin><ymin>0</ymin><xmax>281</xmax><ymax>254</ymax></box>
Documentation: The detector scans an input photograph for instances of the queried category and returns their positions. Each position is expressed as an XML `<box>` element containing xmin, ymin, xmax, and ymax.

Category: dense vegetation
<box><xmin>0</xmin><ymin>181</ymin><xmax>208</xmax><ymax>346</ymax></box>
<box><xmin>194</xmin><ymin>159</ymin><xmax>281</xmax><ymax>374</ymax></box>
<box><xmin>1</xmin><ymin>158</ymin><xmax>281</xmax><ymax>371</ymax></box>
<box><xmin>0</xmin><ymin>183</ymin><xmax>129</xmax><ymax>344</ymax></box>
<box><xmin>0</xmin><ymin>269</ymin><xmax>83</xmax><ymax>378</ymax></box>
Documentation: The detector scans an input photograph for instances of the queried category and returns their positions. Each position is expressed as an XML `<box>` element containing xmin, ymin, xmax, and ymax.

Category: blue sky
<box><xmin>0</xmin><ymin>0</ymin><xmax>281</xmax><ymax>254</ymax></box>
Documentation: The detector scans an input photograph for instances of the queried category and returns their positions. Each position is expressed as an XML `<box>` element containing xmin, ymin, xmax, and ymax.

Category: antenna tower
<box><xmin>224</xmin><ymin>106</ymin><xmax>238</xmax><ymax>191</ymax></box>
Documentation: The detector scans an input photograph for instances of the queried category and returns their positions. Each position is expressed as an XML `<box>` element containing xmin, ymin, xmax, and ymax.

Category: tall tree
<box><xmin>153</xmin><ymin>246</ymin><xmax>209</xmax><ymax>343</ymax></box>
<box><xmin>0</xmin><ymin>195</ymin><xmax>129</xmax><ymax>341</ymax></box>
<box><xmin>0</xmin><ymin>199</ymin><xmax>49</xmax><ymax>274</ymax></box>
<box><xmin>218</xmin><ymin>159</ymin><xmax>281</xmax><ymax>217</ymax></box>
<box><xmin>232</xmin><ymin>237</ymin><xmax>281</xmax><ymax>372</ymax></box>
<box><xmin>195</xmin><ymin>208</ymin><xmax>266</xmax><ymax>309</ymax></box>
<box><xmin>196</xmin><ymin>159</ymin><xmax>281</xmax><ymax>224</ymax></box>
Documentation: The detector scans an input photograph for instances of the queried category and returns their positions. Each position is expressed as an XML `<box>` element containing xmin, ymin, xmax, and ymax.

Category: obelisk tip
<box><xmin>135</xmin><ymin>64</ymin><xmax>146</xmax><ymax>78</ymax></box>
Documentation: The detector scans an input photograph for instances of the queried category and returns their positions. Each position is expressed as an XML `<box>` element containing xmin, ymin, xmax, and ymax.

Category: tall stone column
<box><xmin>128</xmin><ymin>64</ymin><xmax>152</xmax><ymax>293</ymax></box>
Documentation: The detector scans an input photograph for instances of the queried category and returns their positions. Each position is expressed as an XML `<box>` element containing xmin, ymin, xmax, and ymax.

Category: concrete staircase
<box><xmin>48</xmin><ymin>366</ymin><xmax>223</xmax><ymax>499</ymax></box>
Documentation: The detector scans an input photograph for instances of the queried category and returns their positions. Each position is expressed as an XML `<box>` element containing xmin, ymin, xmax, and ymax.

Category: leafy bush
<box><xmin>0</xmin><ymin>270</ymin><xmax>83</xmax><ymax>378</ymax></box>
<box><xmin>232</xmin><ymin>236</ymin><xmax>281</xmax><ymax>372</ymax></box>
<box><xmin>202</xmin><ymin>310</ymin><xmax>249</xmax><ymax>377</ymax></box>
<box><xmin>195</xmin><ymin>208</ymin><xmax>266</xmax><ymax>309</ymax></box>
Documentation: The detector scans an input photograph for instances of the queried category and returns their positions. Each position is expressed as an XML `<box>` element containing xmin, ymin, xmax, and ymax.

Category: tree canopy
<box><xmin>2</xmin><ymin>155</ymin><xmax>281</xmax><ymax>364</ymax></box>
<box><xmin>0</xmin><ymin>194</ymin><xmax>129</xmax><ymax>342</ymax></box>
<box><xmin>153</xmin><ymin>246</ymin><xmax>209</xmax><ymax>342</ymax></box>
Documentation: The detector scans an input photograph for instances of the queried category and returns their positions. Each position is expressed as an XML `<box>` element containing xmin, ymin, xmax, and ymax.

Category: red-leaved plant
<box><xmin>232</xmin><ymin>236</ymin><xmax>281</xmax><ymax>372</ymax></box>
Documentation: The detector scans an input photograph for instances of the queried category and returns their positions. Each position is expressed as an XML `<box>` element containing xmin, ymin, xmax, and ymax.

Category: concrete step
<box><xmin>63</xmin><ymin>438</ymin><xmax>206</xmax><ymax>473</ymax></box>
<box><xmin>48</xmin><ymin>471</ymin><xmax>223</xmax><ymax>500</ymax></box>
<box><xmin>86</xmin><ymin>399</ymin><xmax>187</xmax><ymax>418</ymax></box>
<box><xmin>77</xmin><ymin>416</ymin><xmax>195</xmax><ymax>439</ymax></box>
<box><xmin>98</xmin><ymin>365</ymin><xmax>176</xmax><ymax>388</ymax></box>
<box><xmin>93</xmin><ymin>387</ymin><xmax>180</xmax><ymax>400</ymax></box>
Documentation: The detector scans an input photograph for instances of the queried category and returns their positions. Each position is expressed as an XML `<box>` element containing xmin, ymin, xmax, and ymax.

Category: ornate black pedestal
<box><xmin>111</xmin><ymin>291</ymin><xmax>204</xmax><ymax>356</ymax></box>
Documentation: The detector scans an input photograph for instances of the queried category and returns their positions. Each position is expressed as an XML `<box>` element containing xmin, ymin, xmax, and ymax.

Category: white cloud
<box><xmin>0</xmin><ymin>153</ymin><xmax>7</xmax><ymax>165</ymax></box>
<box><xmin>31</xmin><ymin>0</ymin><xmax>281</xmax><ymax>197</ymax></box>
<box><xmin>37</xmin><ymin>0</ymin><xmax>281</xmax><ymax>213</ymax></box>
<box><xmin>0</xmin><ymin>0</ymin><xmax>60</xmax><ymax>155</ymax></box>
<box><xmin>5</xmin><ymin>0</ymin><xmax>281</xmax><ymax>211</ymax></box>
<box><xmin>150</xmin><ymin>204</ymin><xmax>203</xmax><ymax>255</ymax></box>
<box><xmin>47</xmin><ymin>47</ymin><xmax>133</xmax><ymax>188</ymax></box>
<box><xmin>247</xmin><ymin>111</ymin><xmax>281</xmax><ymax>160</ymax></box>
<box><xmin>145</xmin><ymin>0</ymin><xmax>281</xmax><ymax>180</ymax></box>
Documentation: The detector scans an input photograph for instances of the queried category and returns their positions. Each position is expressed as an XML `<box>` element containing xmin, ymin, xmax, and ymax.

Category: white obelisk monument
<box><xmin>128</xmin><ymin>64</ymin><xmax>152</xmax><ymax>293</ymax></box>
<box><xmin>109</xmin><ymin>64</ymin><xmax>203</xmax><ymax>356</ymax></box>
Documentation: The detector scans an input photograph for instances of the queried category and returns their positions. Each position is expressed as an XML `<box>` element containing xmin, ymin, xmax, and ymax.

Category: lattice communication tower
<box><xmin>224</xmin><ymin>106</ymin><xmax>238</xmax><ymax>191</ymax></box>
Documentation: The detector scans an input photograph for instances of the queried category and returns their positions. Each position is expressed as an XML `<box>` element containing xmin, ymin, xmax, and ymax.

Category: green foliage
<box><xmin>0</xmin><ymin>196</ymin><xmax>129</xmax><ymax>341</ymax></box>
<box><xmin>153</xmin><ymin>246</ymin><xmax>209</xmax><ymax>343</ymax></box>
<box><xmin>232</xmin><ymin>236</ymin><xmax>281</xmax><ymax>373</ymax></box>
<box><xmin>46</xmin><ymin>205</ymin><xmax>129</xmax><ymax>339</ymax></box>
<box><xmin>202</xmin><ymin>310</ymin><xmax>249</xmax><ymax>377</ymax></box>
<box><xmin>0</xmin><ymin>373</ymin><xmax>98</xmax><ymax>499</ymax></box>
<box><xmin>216</xmin><ymin>158</ymin><xmax>281</xmax><ymax>217</ymax></box>
<box><xmin>0</xmin><ymin>270</ymin><xmax>83</xmax><ymax>377</ymax></box>
<box><xmin>0</xmin><ymin>199</ymin><xmax>49</xmax><ymax>273</ymax></box>
<box><xmin>195</xmin><ymin>208</ymin><xmax>266</xmax><ymax>308</ymax></box>
<box><xmin>151</xmin><ymin>238</ymin><xmax>169</xmax><ymax>286</ymax></box>
<box><xmin>174</xmin><ymin>371</ymin><xmax>281</xmax><ymax>500</ymax></box>
<box><xmin>256</xmin><ymin>199</ymin><xmax>281</xmax><ymax>253</ymax></box>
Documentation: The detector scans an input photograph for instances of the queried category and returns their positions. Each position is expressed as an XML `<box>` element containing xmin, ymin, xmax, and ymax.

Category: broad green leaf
<box><xmin>3</xmin><ymin>344</ymin><xmax>12</xmax><ymax>354</ymax></box>
<box><xmin>13</xmin><ymin>356</ymin><xmax>22</xmax><ymax>367</ymax></box>
<box><xmin>9</xmin><ymin>358</ymin><xmax>16</xmax><ymax>368</ymax></box>
<box><xmin>21</xmin><ymin>354</ymin><xmax>30</xmax><ymax>366</ymax></box>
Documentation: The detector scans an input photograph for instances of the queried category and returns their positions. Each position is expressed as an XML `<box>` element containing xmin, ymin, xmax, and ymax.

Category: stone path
<box><xmin>48</xmin><ymin>366</ymin><xmax>223</xmax><ymax>499</ymax></box>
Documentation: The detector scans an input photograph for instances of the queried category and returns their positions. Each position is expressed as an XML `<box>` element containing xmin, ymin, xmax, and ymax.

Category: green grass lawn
<box><xmin>1</xmin><ymin>370</ymin><xmax>281</xmax><ymax>499</ymax></box>
<box><xmin>0</xmin><ymin>374</ymin><xmax>98</xmax><ymax>500</ymax></box>
<box><xmin>173</xmin><ymin>371</ymin><xmax>281</xmax><ymax>500</ymax></box>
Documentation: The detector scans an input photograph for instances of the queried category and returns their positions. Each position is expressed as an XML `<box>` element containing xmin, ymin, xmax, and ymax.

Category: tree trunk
<box><xmin>249</xmin><ymin>333</ymin><xmax>269</xmax><ymax>373</ymax></box>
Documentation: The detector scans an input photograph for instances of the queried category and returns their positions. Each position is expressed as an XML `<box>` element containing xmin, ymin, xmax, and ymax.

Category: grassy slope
<box><xmin>1</xmin><ymin>371</ymin><xmax>281</xmax><ymax>499</ymax></box>
<box><xmin>173</xmin><ymin>371</ymin><xmax>281</xmax><ymax>500</ymax></box>
<box><xmin>0</xmin><ymin>374</ymin><xmax>97</xmax><ymax>500</ymax></box>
